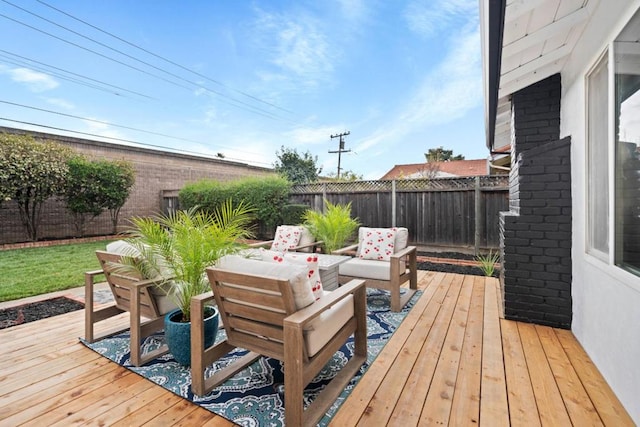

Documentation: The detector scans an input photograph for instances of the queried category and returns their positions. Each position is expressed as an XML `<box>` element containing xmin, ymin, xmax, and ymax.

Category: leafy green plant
<box><xmin>123</xmin><ymin>200</ymin><xmax>255</xmax><ymax>322</ymax></box>
<box><xmin>64</xmin><ymin>158</ymin><xmax>135</xmax><ymax>236</ymax></box>
<box><xmin>0</xmin><ymin>133</ymin><xmax>74</xmax><ymax>240</ymax></box>
<box><xmin>475</xmin><ymin>250</ymin><xmax>500</xmax><ymax>277</ymax></box>
<box><xmin>302</xmin><ymin>199</ymin><xmax>360</xmax><ymax>253</ymax></box>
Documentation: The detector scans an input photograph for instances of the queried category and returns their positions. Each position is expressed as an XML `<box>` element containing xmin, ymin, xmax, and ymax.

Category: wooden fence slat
<box><xmin>290</xmin><ymin>177</ymin><xmax>508</xmax><ymax>249</ymax></box>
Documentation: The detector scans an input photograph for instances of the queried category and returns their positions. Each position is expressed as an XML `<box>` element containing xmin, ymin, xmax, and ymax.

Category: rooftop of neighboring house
<box><xmin>380</xmin><ymin>159</ymin><xmax>489</xmax><ymax>180</ymax></box>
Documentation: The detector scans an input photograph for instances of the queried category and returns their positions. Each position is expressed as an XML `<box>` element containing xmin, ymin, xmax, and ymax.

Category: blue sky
<box><xmin>0</xmin><ymin>0</ymin><xmax>486</xmax><ymax>180</ymax></box>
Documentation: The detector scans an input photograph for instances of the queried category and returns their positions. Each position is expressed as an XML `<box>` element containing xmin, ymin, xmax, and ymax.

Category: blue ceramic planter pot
<box><xmin>164</xmin><ymin>306</ymin><xmax>219</xmax><ymax>366</ymax></box>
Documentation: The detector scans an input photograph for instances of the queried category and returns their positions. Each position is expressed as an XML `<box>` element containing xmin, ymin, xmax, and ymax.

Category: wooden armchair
<box><xmin>334</xmin><ymin>227</ymin><xmax>418</xmax><ymax>312</ymax></box>
<box><xmin>191</xmin><ymin>255</ymin><xmax>367</xmax><ymax>426</ymax></box>
<box><xmin>249</xmin><ymin>224</ymin><xmax>321</xmax><ymax>253</ymax></box>
<box><xmin>84</xmin><ymin>244</ymin><xmax>176</xmax><ymax>366</ymax></box>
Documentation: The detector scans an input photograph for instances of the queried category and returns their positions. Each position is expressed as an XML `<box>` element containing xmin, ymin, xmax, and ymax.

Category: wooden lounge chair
<box><xmin>334</xmin><ymin>227</ymin><xmax>418</xmax><ymax>312</ymax></box>
<box><xmin>84</xmin><ymin>244</ymin><xmax>176</xmax><ymax>366</ymax></box>
<box><xmin>191</xmin><ymin>255</ymin><xmax>367</xmax><ymax>426</ymax></box>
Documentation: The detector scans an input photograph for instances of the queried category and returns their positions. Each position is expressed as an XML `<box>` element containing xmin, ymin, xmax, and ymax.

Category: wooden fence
<box><xmin>289</xmin><ymin>176</ymin><xmax>509</xmax><ymax>253</ymax></box>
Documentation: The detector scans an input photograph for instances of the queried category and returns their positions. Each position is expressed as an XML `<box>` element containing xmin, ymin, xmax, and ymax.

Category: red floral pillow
<box><xmin>357</xmin><ymin>228</ymin><xmax>397</xmax><ymax>261</ymax></box>
<box><xmin>262</xmin><ymin>250</ymin><xmax>323</xmax><ymax>300</ymax></box>
<box><xmin>270</xmin><ymin>225</ymin><xmax>304</xmax><ymax>252</ymax></box>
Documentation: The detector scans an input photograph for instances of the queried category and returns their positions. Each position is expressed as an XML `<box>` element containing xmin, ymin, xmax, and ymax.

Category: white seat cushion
<box><xmin>105</xmin><ymin>240</ymin><xmax>178</xmax><ymax>314</ymax></box>
<box><xmin>152</xmin><ymin>286</ymin><xmax>178</xmax><ymax>315</ymax></box>
<box><xmin>304</xmin><ymin>291</ymin><xmax>354</xmax><ymax>357</ymax></box>
<box><xmin>339</xmin><ymin>258</ymin><xmax>394</xmax><ymax>281</ymax></box>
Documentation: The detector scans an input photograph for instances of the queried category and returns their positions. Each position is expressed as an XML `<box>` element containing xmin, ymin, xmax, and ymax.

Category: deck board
<box><xmin>0</xmin><ymin>271</ymin><xmax>633</xmax><ymax>426</ymax></box>
<box><xmin>448</xmin><ymin>275</ymin><xmax>484</xmax><ymax>426</ymax></box>
<box><xmin>501</xmin><ymin>319</ymin><xmax>541</xmax><ymax>426</ymax></box>
<box><xmin>518</xmin><ymin>322</ymin><xmax>573</xmax><ymax>426</ymax></box>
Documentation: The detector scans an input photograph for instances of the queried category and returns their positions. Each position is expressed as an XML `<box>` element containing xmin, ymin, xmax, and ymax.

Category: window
<box><xmin>587</xmin><ymin>53</ymin><xmax>609</xmax><ymax>257</ymax></box>
<box><xmin>614</xmin><ymin>12</ymin><xmax>640</xmax><ymax>275</ymax></box>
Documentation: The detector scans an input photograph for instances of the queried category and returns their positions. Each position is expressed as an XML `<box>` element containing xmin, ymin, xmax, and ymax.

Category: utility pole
<box><xmin>329</xmin><ymin>131</ymin><xmax>350</xmax><ymax>178</ymax></box>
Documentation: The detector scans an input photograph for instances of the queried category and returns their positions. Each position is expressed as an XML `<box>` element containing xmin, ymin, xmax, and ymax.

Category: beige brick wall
<box><xmin>0</xmin><ymin>127</ymin><xmax>275</xmax><ymax>244</ymax></box>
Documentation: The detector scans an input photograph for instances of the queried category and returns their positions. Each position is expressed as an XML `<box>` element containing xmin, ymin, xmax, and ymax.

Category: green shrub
<box><xmin>281</xmin><ymin>203</ymin><xmax>310</xmax><ymax>225</ymax></box>
<box><xmin>179</xmin><ymin>176</ymin><xmax>291</xmax><ymax>237</ymax></box>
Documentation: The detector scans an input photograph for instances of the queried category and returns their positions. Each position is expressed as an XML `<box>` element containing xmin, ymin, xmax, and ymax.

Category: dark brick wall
<box><xmin>500</xmin><ymin>74</ymin><xmax>573</xmax><ymax>329</ymax></box>
<box><xmin>0</xmin><ymin>127</ymin><xmax>275</xmax><ymax>244</ymax></box>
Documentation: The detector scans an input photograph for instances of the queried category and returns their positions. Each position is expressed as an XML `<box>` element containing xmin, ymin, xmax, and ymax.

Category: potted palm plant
<box><xmin>302</xmin><ymin>199</ymin><xmax>360</xmax><ymax>253</ymax></box>
<box><xmin>123</xmin><ymin>200</ymin><xmax>255</xmax><ymax>365</ymax></box>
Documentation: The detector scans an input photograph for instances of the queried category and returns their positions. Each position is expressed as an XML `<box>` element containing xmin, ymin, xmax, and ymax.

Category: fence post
<box><xmin>474</xmin><ymin>176</ymin><xmax>481</xmax><ymax>255</ymax></box>
<box><xmin>391</xmin><ymin>180</ymin><xmax>397</xmax><ymax>226</ymax></box>
<box><xmin>322</xmin><ymin>183</ymin><xmax>327</xmax><ymax>213</ymax></box>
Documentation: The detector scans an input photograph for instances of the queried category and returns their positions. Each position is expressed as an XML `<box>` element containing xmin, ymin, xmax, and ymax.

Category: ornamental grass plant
<box><xmin>122</xmin><ymin>200</ymin><xmax>255</xmax><ymax>322</ymax></box>
<box><xmin>302</xmin><ymin>199</ymin><xmax>360</xmax><ymax>254</ymax></box>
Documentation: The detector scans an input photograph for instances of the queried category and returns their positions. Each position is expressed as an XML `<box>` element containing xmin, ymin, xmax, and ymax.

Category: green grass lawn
<box><xmin>0</xmin><ymin>240</ymin><xmax>113</xmax><ymax>302</ymax></box>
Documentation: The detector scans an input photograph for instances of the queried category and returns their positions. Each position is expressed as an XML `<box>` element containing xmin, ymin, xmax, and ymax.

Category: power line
<box><xmin>35</xmin><ymin>0</ymin><xmax>294</xmax><ymax>115</ymax></box>
<box><xmin>0</xmin><ymin>117</ymin><xmax>274</xmax><ymax>167</ymax></box>
<box><xmin>0</xmin><ymin>9</ymin><xmax>291</xmax><ymax>122</ymax></box>
<box><xmin>0</xmin><ymin>99</ymin><xmax>274</xmax><ymax>159</ymax></box>
<box><xmin>0</xmin><ymin>49</ymin><xmax>154</xmax><ymax>100</ymax></box>
<box><xmin>2</xmin><ymin>0</ymin><xmax>289</xmax><ymax>121</ymax></box>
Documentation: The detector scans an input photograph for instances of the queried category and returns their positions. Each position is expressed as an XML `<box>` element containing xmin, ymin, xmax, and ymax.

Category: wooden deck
<box><xmin>0</xmin><ymin>271</ymin><xmax>633</xmax><ymax>426</ymax></box>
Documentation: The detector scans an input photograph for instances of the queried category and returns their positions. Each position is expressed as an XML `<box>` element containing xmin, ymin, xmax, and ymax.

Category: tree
<box><xmin>64</xmin><ymin>156</ymin><xmax>105</xmax><ymax>237</ymax></box>
<box><xmin>417</xmin><ymin>162</ymin><xmax>441</xmax><ymax>179</ymax></box>
<box><xmin>425</xmin><ymin>146</ymin><xmax>465</xmax><ymax>162</ymax></box>
<box><xmin>0</xmin><ymin>133</ymin><xmax>73</xmax><ymax>241</ymax></box>
<box><xmin>63</xmin><ymin>158</ymin><xmax>135</xmax><ymax>236</ymax></box>
<box><xmin>100</xmin><ymin>160</ymin><xmax>135</xmax><ymax>234</ymax></box>
<box><xmin>325</xmin><ymin>169</ymin><xmax>363</xmax><ymax>181</ymax></box>
<box><xmin>274</xmin><ymin>146</ymin><xmax>322</xmax><ymax>184</ymax></box>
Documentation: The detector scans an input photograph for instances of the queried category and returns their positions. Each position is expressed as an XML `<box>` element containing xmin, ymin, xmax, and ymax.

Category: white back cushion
<box><xmin>106</xmin><ymin>240</ymin><xmax>140</xmax><ymax>256</ymax></box>
<box><xmin>297</xmin><ymin>226</ymin><xmax>316</xmax><ymax>252</ymax></box>
<box><xmin>260</xmin><ymin>249</ymin><xmax>323</xmax><ymax>300</ymax></box>
<box><xmin>217</xmin><ymin>255</ymin><xmax>315</xmax><ymax>309</ymax></box>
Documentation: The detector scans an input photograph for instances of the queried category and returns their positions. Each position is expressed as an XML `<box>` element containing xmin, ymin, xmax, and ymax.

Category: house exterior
<box><xmin>481</xmin><ymin>0</ymin><xmax>640</xmax><ymax>422</ymax></box>
<box><xmin>380</xmin><ymin>159</ymin><xmax>489</xmax><ymax>180</ymax></box>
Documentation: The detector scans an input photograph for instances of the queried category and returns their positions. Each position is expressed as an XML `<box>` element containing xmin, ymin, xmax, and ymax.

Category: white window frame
<box><xmin>585</xmin><ymin>50</ymin><xmax>611</xmax><ymax>261</ymax></box>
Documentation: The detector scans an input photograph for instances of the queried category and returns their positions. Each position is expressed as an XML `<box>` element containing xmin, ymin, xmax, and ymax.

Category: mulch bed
<box><xmin>0</xmin><ymin>297</ymin><xmax>84</xmax><ymax>330</ymax></box>
<box><xmin>416</xmin><ymin>251</ymin><xmax>499</xmax><ymax>278</ymax></box>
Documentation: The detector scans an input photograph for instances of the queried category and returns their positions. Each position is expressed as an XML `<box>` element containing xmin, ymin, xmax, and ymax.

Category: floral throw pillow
<box><xmin>358</xmin><ymin>228</ymin><xmax>397</xmax><ymax>261</ymax></box>
<box><xmin>270</xmin><ymin>225</ymin><xmax>304</xmax><ymax>252</ymax></box>
<box><xmin>262</xmin><ymin>250</ymin><xmax>324</xmax><ymax>300</ymax></box>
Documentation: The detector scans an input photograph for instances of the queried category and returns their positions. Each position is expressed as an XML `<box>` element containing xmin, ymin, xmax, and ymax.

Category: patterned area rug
<box><xmin>82</xmin><ymin>289</ymin><xmax>421</xmax><ymax>426</ymax></box>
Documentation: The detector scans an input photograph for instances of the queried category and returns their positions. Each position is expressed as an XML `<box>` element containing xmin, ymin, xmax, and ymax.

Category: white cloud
<box><xmin>358</xmin><ymin>25</ymin><xmax>481</xmax><ymax>153</ymax></box>
<box><xmin>82</xmin><ymin>118</ymin><xmax>126</xmax><ymax>141</ymax></box>
<box><xmin>404</xmin><ymin>0</ymin><xmax>477</xmax><ymax>38</ymax></box>
<box><xmin>4</xmin><ymin>68</ymin><xmax>59</xmax><ymax>92</ymax></box>
<box><xmin>335</xmin><ymin>0</ymin><xmax>370</xmax><ymax>22</ymax></box>
<box><xmin>45</xmin><ymin>98</ymin><xmax>75</xmax><ymax>110</ymax></box>
<box><xmin>252</xmin><ymin>9</ymin><xmax>337</xmax><ymax>90</ymax></box>
<box><xmin>285</xmin><ymin>125</ymin><xmax>345</xmax><ymax>146</ymax></box>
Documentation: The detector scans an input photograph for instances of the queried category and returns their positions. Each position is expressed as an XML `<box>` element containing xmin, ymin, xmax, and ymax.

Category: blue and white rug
<box><xmin>82</xmin><ymin>288</ymin><xmax>421</xmax><ymax>426</ymax></box>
